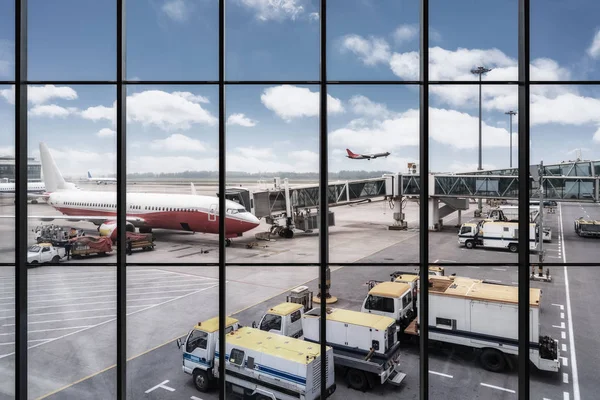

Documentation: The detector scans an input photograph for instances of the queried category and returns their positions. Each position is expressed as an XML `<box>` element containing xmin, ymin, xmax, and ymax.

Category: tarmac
<box><xmin>0</xmin><ymin>181</ymin><xmax>598</xmax><ymax>399</ymax></box>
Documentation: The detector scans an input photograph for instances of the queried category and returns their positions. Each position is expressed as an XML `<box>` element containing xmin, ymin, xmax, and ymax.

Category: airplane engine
<box><xmin>98</xmin><ymin>221</ymin><xmax>135</xmax><ymax>243</ymax></box>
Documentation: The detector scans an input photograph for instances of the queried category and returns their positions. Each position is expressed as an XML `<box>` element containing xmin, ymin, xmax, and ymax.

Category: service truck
<box><xmin>458</xmin><ymin>219</ymin><xmax>539</xmax><ymax>252</ymax></box>
<box><xmin>361</xmin><ymin>276</ymin><xmax>560</xmax><ymax>373</ymax></box>
<box><xmin>27</xmin><ymin>243</ymin><xmax>66</xmax><ymax>264</ymax></box>
<box><xmin>574</xmin><ymin>217</ymin><xmax>600</xmax><ymax>237</ymax></box>
<box><xmin>178</xmin><ymin>316</ymin><xmax>336</xmax><ymax>400</ymax></box>
<box><xmin>487</xmin><ymin>207</ymin><xmax>551</xmax><ymax>242</ymax></box>
<box><xmin>255</xmin><ymin>292</ymin><xmax>406</xmax><ymax>392</ymax></box>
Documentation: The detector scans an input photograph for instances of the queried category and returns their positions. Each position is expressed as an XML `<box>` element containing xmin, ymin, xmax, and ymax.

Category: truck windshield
<box><xmin>460</xmin><ymin>226</ymin><xmax>471</xmax><ymax>235</ymax></box>
<box><xmin>186</xmin><ymin>329</ymin><xmax>208</xmax><ymax>353</ymax></box>
<box><xmin>366</xmin><ymin>295</ymin><xmax>394</xmax><ymax>313</ymax></box>
<box><xmin>28</xmin><ymin>245</ymin><xmax>41</xmax><ymax>252</ymax></box>
<box><xmin>259</xmin><ymin>314</ymin><xmax>282</xmax><ymax>332</ymax></box>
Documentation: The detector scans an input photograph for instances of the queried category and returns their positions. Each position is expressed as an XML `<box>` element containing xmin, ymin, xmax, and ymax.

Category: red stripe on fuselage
<box><xmin>54</xmin><ymin>207</ymin><xmax>258</xmax><ymax>237</ymax></box>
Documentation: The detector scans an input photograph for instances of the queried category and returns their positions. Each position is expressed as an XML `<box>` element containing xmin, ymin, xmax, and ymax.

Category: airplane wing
<box><xmin>0</xmin><ymin>215</ymin><xmax>147</xmax><ymax>227</ymax></box>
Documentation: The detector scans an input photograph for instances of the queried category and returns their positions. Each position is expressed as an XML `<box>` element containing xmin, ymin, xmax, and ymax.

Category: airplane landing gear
<box><xmin>225</xmin><ymin>239</ymin><xmax>232</xmax><ymax>247</ymax></box>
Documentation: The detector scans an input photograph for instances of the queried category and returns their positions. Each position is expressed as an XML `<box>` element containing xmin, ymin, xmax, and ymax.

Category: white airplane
<box><xmin>28</xmin><ymin>143</ymin><xmax>261</xmax><ymax>245</ymax></box>
<box><xmin>0</xmin><ymin>181</ymin><xmax>48</xmax><ymax>202</ymax></box>
<box><xmin>87</xmin><ymin>171</ymin><xmax>117</xmax><ymax>185</ymax></box>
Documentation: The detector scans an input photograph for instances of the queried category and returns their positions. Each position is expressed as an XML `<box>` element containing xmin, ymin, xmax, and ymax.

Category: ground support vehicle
<box><xmin>178</xmin><ymin>317</ymin><xmax>336</xmax><ymax>400</ymax></box>
<box><xmin>574</xmin><ymin>217</ymin><xmax>600</xmax><ymax>237</ymax></box>
<box><xmin>124</xmin><ymin>232</ymin><xmax>155</xmax><ymax>254</ymax></box>
<box><xmin>486</xmin><ymin>208</ymin><xmax>551</xmax><ymax>242</ymax></box>
<box><xmin>458</xmin><ymin>220</ymin><xmax>539</xmax><ymax>252</ymax></box>
<box><xmin>70</xmin><ymin>236</ymin><xmax>113</xmax><ymax>258</ymax></box>
<box><xmin>27</xmin><ymin>243</ymin><xmax>66</xmax><ymax>264</ymax></box>
<box><xmin>361</xmin><ymin>276</ymin><xmax>560</xmax><ymax>373</ymax></box>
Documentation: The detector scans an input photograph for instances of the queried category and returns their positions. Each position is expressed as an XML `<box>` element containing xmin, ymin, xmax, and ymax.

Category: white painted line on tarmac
<box><xmin>467</xmin><ymin>266</ymin><xmax>480</xmax><ymax>268</ymax></box>
<box><xmin>552</xmin><ymin>322</ymin><xmax>565</xmax><ymax>329</ymax></box>
<box><xmin>564</xmin><ymin>392</ymin><xmax>570</xmax><ymax>400</ymax></box>
<box><xmin>562</xmin><ymin>343</ymin><xmax>567</xmax><ymax>352</ymax></box>
<box><xmin>486</xmin><ymin>279</ymin><xmax>502</xmax><ymax>283</ymax></box>
<box><xmin>145</xmin><ymin>380</ymin><xmax>175</xmax><ymax>394</ymax></box>
<box><xmin>511</xmin><ymin>282</ymin><xmax>519</xmax><ymax>285</ymax></box>
<box><xmin>3</xmin><ymin>314</ymin><xmax>116</xmax><ymax>327</ymax></box>
<box><xmin>433</xmin><ymin>259</ymin><xmax>439</xmax><ymax>263</ymax></box>
<box><xmin>563</xmin><ymin>373</ymin><xmax>569</xmax><ymax>384</ymax></box>
<box><xmin>561</xmin><ymin>332</ymin><xmax>566</xmax><ymax>340</ymax></box>
<box><xmin>561</xmin><ymin>357</ymin><xmax>568</xmax><ymax>367</ymax></box>
<box><xmin>428</xmin><ymin>370</ymin><xmax>453</xmax><ymax>378</ymax></box>
<box><xmin>191</xmin><ymin>396</ymin><xmax>203</xmax><ymax>400</ymax></box>
<box><xmin>0</xmin><ymin>339</ymin><xmax>52</xmax><ymax>346</ymax></box>
<box><xmin>2</xmin><ymin>305</ymin><xmax>148</xmax><ymax>319</ymax></box>
<box><xmin>480</xmin><ymin>383</ymin><xmax>515</xmax><ymax>394</ymax></box>
<box><xmin>561</xmin><ymin>312</ymin><xmax>565</xmax><ymax>319</ymax></box>
<box><xmin>552</xmin><ymin>304</ymin><xmax>565</xmax><ymax>310</ymax></box>
<box><xmin>493</xmin><ymin>268</ymin><xmax>507</xmax><ymax>271</ymax></box>
<box><xmin>560</xmin><ymin>203</ymin><xmax>580</xmax><ymax>400</ymax></box>
<box><xmin>0</xmin><ymin>325</ymin><xmax>92</xmax><ymax>336</ymax></box>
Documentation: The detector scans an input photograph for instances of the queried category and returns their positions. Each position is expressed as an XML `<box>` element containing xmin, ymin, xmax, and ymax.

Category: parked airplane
<box><xmin>0</xmin><ymin>181</ymin><xmax>48</xmax><ymax>202</ymax></box>
<box><xmin>88</xmin><ymin>171</ymin><xmax>117</xmax><ymax>185</ymax></box>
<box><xmin>30</xmin><ymin>143</ymin><xmax>261</xmax><ymax>245</ymax></box>
<box><xmin>346</xmin><ymin>148</ymin><xmax>391</xmax><ymax>160</ymax></box>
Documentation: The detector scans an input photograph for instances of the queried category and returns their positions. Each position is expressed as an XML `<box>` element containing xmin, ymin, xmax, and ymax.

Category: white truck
<box><xmin>361</xmin><ymin>276</ymin><xmax>560</xmax><ymax>373</ymax></box>
<box><xmin>27</xmin><ymin>243</ymin><xmax>66</xmax><ymax>264</ymax></box>
<box><xmin>487</xmin><ymin>207</ymin><xmax>551</xmax><ymax>242</ymax></box>
<box><xmin>574</xmin><ymin>217</ymin><xmax>600</xmax><ymax>238</ymax></box>
<box><xmin>255</xmin><ymin>297</ymin><xmax>406</xmax><ymax>392</ymax></box>
<box><xmin>458</xmin><ymin>219</ymin><xmax>539</xmax><ymax>252</ymax></box>
<box><xmin>178</xmin><ymin>316</ymin><xmax>336</xmax><ymax>400</ymax></box>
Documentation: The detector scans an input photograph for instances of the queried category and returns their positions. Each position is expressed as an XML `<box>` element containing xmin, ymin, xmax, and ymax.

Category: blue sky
<box><xmin>1</xmin><ymin>0</ymin><xmax>600</xmax><ymax>177</ymax></box>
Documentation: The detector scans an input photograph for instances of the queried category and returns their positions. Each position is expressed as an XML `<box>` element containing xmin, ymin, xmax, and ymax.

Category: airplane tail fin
<box><xmin>39</xmin><ymin>142</ymin><xmax>68</xmax><ymax>192</ymax></box>
<box><xmin>191</xmin><ymin>182</ymin><xmax>197</xmax><ymax>195</ymax></box>
<box><xmin>346</xmin><ymin>149</ymin><xmax>358</xmax><ymax>157</ymax></box>
<box><xmin>87</xmin><ymin>171</ymin><xmax>92</xmax><ymax>179</ymax></box>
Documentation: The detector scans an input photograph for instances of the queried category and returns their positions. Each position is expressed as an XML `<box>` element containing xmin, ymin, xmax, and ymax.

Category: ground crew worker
<box><xmin>64</xmin><ymin>241</ymin><xmax>72</xmax><ymax>261</ymax></box>
<box><xmin>126</xmin><ymin>238</ymin><xmax>133</xmax><ymax>256</ymax></box>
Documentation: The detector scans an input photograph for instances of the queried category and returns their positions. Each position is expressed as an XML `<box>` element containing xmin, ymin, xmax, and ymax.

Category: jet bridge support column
<box><xmin>428</xmin><ymin>197</ymin><xmax>441</xmax><ymax>231</ymax></box>
<box><xmin>387</xmin><ymin>173</ymin><xmax>407</xmax><ymax>230</ymax></box>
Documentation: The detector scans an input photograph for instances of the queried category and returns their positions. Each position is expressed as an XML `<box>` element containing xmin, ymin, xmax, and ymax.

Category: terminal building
<box><xmin>0</xmin><ymin>155</ymin><xmax>42</xmax><ymax>182</ymax></box>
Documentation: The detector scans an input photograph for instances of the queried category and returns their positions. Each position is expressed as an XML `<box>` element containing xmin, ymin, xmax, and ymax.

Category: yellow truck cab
<box><xmin>255</xmin><ymin>302</ymin><xmax>305</xmax><ymax>338</ymax></box>
<box><xmin>361</xmin><ymin>282</ymin><xmax>415</xmax><ymax>335</ymax></box>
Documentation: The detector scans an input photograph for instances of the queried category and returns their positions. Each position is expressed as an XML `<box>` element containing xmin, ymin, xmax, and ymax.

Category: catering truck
<box><xmin>255</xmin><ymin>292</ymin><xmax>406</xmax><ymax>392</ymax></box>
<box><xmin>487</xmin><ymin>207</ymin><xmax>551</xmax><ymax>242</ymax></box>
<box><xmin>361</xmin><ymin>276</ymin><xmax>560</xmax><ymax>373</ymax></box>
<box><xmin>458</xmin><ymin>220</ymin><xmax>540</xmax><ymax>252</ymax></box>
<box><xmin>178</xmin><ymin>316</ymin><xmax>336</xmax><ymax>400</ymax></box>
<box><xmin>574</xmin><ymin>217</ymin><xmax>600</xmax><ymax>237</ymax></box>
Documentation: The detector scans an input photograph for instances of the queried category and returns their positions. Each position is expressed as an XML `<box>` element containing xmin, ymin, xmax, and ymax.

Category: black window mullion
<box><xmin>116</xmin><ymin>0</ymin><xmax>127</xmax><ymax>399</ymax></box>
<box><xmin>518</xmin><ymin>0</ymin><xmax>531</xmax><ymax>399</ymax></box>
<box><xmin>15</xmin><ymin>0</ymin><xmax>28</xmax><ymax>398</ymax></box>
<box><xmin>218</xmin><ymin>0</ymin><xmax>226</xmax><ymax>398</ymax></box>
<box><xmin>319</xmin><ymin>1</ymin><xmax>328</xmax><ymax>398</ymax></box>
<box><xmin>419</xmin><ymin>0</ymin><xmax>429</xmax><ymax>399</ymax></box>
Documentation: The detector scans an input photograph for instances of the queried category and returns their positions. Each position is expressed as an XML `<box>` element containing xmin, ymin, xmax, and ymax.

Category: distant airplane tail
<box><xmin>191</xmin><ymin>182</ymin><xmax>197</xmax><ymax>195</ymax></box>
<box><xmin>87</xmin><ymin>171</ymin><xmax>92</xmax><ymax>179</ymax></box>
<box><xmin>346</xmin><ymin>149</ymin><xmax>358</xmax><ymax>158</ymax></box>
<box><xmin>39</xmin><ymin>143</ymin><xmax>69</xmax><ymax>193</ymax></box>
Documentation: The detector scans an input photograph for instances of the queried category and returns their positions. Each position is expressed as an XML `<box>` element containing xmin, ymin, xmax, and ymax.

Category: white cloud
<box><xmin>80</xmin><ymin>90</ymin><xmax>217</xmax><ymax>130</ymax></box>
<box><xmin>341</xmin><ymin>34</ymin><xmax>391</xmax><ymax>66</ymax></box>
<box><xmin>32</xmin><ymin>147</ymin><xmax>117</xmax><ymax>177</ymax></box>
<box><xmin>429</xmin><ymin>28</ymin><xmax>442</xmax><ymax>43</ymax></box>
<box><xmin>349</xmin><ymin>95</ymin><xmax>394</xmax><ymax>119</ymax></box>
<box><xmin>239</xmin><ymin>0</ymin><xmax>306</xmax><ymax>22</ymax></box>
<box><xmin>289</xmin><ymin>149</ymin><xmax>318</xmax><ymax>165</ymax></box>
<box><xmin>149</xmin><ymin>133</ymin><xmax>210</xmax><ymax>152</ymax></box>
<box><xmin>234</xmin><ymin>146</ymin><xmax>274</xmax><ymax>159</ymax></box>
<box><xmin>97</xmin><ymin>128</ymin><xmax>116</xmax><ymax>138</ymax></box>
<box><xmin>261</xmin><ymin>85</ymin><xmax>344</xmax><ymax>121</ymax></box>
<box><xmin>587</xmin><ymin>29</ymin><xmax>600</xmax><ymax>59</ymax></box>
<box><xmin>531</xmin><ymin>92</ymin><xmax>600</xmax><ymax>126</ymax></box>
<box><xmin>389</xmin><ymin>51</ymin><xmax>420</xmax><ymax>80</ymax></box>
<box><xmin>0</xmin><ymin>85</ymin><xmax>78</xmax><ymax>105</ymax></box>
<box><xmin>0</xmin><ymin>146</ymin><xmax>14</xmax><ymax>157</ymax></box>
<box><xmin>309</xmin><ymin>12</ymin><xmax>319</xmax><ymax>22</ymax></box>
<box><xmin>593</xmin><ymin>127</ymin><xmax>600</xmax><ymax>143</ymax></box>
<box><xmin>226</xmin><ymin>147</ymin><xmax>318</xmax><ymax>173</ymax></box>
<box><xmin>162</xmin><ymin>0</ymin><xmax>190</xmax><ymax>21</ymax></box>
<box><xmin>393</xmin><ymin>24</ymin><xmax>418</xmax><ymax>45</ymax></box>
<box><xmin>227</xmin><ymin>113</ymin><xmax>257</xmax><ymax>127</ymax></box>
<box><xmin>447</xmin><ymin>162</ymin><xmax>498</xmax><ymax>173</ymax></box>
<box><xmin>30</xmin><ymin>104</ymin><xmax>76</xmax><ymax>118</ymax></box>
<box><xmin>130</xmin><ymin>155</ymin><xmax>218</xmax><ymax>174</ymax></box>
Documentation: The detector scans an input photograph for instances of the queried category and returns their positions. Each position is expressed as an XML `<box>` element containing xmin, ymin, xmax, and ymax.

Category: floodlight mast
<box><xmin>471</xmin><ymin>66</ymin><xmax>492</xmax><ymax>214</ymax></box>
<box><xmin>505</xmin><ymin>111</ymin><xmax>517</xmax><ymax>168</ymax></box>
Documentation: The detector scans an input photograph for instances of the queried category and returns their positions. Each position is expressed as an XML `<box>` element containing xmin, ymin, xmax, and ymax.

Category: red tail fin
<box><xmin>346</xmin><ymin>149</ymin><xmax>358</xmax><ymax>158</ymax></box>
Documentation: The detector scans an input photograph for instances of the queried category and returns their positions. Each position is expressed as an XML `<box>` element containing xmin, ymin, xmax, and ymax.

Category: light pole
<box><xmin>471</xmin><ymin>66</ymin><xmax>492</xmax><ymax>213</ymax></box>
<box><xmin>505</xmin><ymin>111</ymin><xmax>517</xmax><ymax>168</ymax></box>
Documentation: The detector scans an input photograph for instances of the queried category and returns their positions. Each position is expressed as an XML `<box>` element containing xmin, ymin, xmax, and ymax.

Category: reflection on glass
<box><xmin>28</xmin><ymin>1</ymin><xmax>115</xmax><ymax>80</ymax></box>
<box><xmin>226</xmin><ymin>85</ymin><xmax>319</xmax><ymax>263</ymax></box>
<box><xmin>27</xmin><ymin>267</ymin><xmax>116</xmax><ymax>399</ymax></box>
<box><xmin>126</xmin><ymin>85</ymin><xmax>221</xmax><ymax>263</ymax></box>
<box><xmin>0</xmin><ymin>85</ymin><xmax>15</xmax><ymax>264</ymax></box>
<box><xmin>0</xmin><ymin>268</ymin><xmax>14</xmax><ymax>398</ymax></box>
<box><xmin>0</xmin><ymin>1</ymin><xmax>15</xmax><ymax>82</ymax></box>
<box><xmin>27</xmin><ymin>85</ymin><xmax>116</xmax><ymax>265</ymax></box>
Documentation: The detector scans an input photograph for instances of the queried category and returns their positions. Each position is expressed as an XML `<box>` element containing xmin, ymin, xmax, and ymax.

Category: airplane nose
<box><xmin>248</xmin><ymin>213</ymin><xmax>260</xmax><ymax>227</ymax></box>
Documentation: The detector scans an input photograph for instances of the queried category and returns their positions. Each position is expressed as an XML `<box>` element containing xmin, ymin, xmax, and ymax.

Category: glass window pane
<box><xmin>126</xmin><ymin>84</ymin><xmax>219</xmax><ymax>263</ymax></box>
<box><xmin>429</xmin><ymin>0</ymin><xmax>518</xmax><ymax>81</ymax></box>
<box><xmin>0</xmin><ymin>267</ymin><xmax>14</xmax><ymax>398</ymax></box>
<box><xmin>328</xmin><ymin>0</ymin><xmax>419</xmax><ymax>81</ymax></box>
<box><xmin>226</xmin><ymin>0</ymin><xmax>320</xmax><ymax>80</ymax></box>
<box><xmin>28</xmin><ymin>1</ymin><xmax>116</xmax><ymax>80</ymax></box>
<box><xmin>127</xmin><ymin>0</ymin><xmax>218</xmax><ymax>80</ymax></box>
<box><xmin>0</xmin><ymin>85</ymin><xmax>14</xmax><ymax>264</ymax></box>
<box><xmin>226</xmin><ymin>85</ymin><xmax>319</xmax><ymax>263</ymax></box>
<box><xmin>28</xmin><ymin>85</ymin><xmax>116</xmax><ymax>265</ymax></box>
<box><xmin>27</xmin><ymin>267</ymin><xmax>116</xmax><ymax>398</ymax></box>
<box><xmin>0</xmin><ymin>1</ymin><xmax>14</xmax><ymax>82</ymax></box>
<box><xmin>328</xmin><ymin>85</ymin><xmax>419</xmax><ymax>263</ymax></box>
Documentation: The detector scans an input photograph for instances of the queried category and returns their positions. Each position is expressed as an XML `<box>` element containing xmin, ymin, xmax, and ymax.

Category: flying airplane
<box><xmin>27</xmin><ymin>143</ymin><xmax>261</xmax><ymax>246</ymax></box>
<box><xmin>346</xmin><ymin>149</ymin><xmax>391</xmax><ymax>160</ymax></box>
<box><xmin>87</xmin><ymin>171</ymin><xmax>117</xmax><ymax>185</ymax></box>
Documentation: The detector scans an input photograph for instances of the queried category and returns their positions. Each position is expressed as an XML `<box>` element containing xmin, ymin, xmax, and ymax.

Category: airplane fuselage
<box><xmin>0</xmin><ymin>182</ymin><xmax>46</xmax><ymax>197</ymax></box>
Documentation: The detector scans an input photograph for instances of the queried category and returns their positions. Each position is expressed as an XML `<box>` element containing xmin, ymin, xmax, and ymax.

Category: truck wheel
<box><xmin>193</xmin><ymin>369</ymin><xmax>209</xmax><ymax>392</ymax></box>
<box><xmin>465</xmin><ymin>240</ymin><xmax>475</xmax><ymax>249</ymax></box>
<box><xmin>284</xmin><ymin>229</ymin><xmax>294</xmax><ymax>239</ymax></box>
<box><xmin>346</xmin><ymin>369</ymin><xmax>368</xmax><ymax>391</ymax></box>
<box><xmin>480</xmin><ymin>349</ymin><xmax>506</xmax><ymax>372</ymax></box>
<box><xmin>51</xmin><ymin>256</ymin><xmax>60</xmax><ymax>264</ymax></box>
<box><xmin>508</xmin><ymin>243</ymin><xmax>518</xmax><ymax>253</ymax></box>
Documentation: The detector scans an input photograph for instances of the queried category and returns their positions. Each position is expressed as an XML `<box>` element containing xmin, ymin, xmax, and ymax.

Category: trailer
<box><xmin>70</xmin><ymin>236</ymin><xmax>113</xmax><ymax>258</ymax></box>
<box><xmin>487</xmin><ymin>208</ymin><xmax>551</xmax><ymax>242</ymax></box>
<box><xmin>255</xmin><ymin>298</ymin><xmax>406</xmax><ymax>392</ymax></box>
<box><xmin>178</xmin><ymin>317</ymin><xmax>336</xmax><ymax>400</ymax></box>
<box><xmin>574</xmin><ymin>217</ymin><xmax>600</xmax><ymax>237</ymax></box>
<box><xmin>361</xmin><ymin>276</ymin><xmax>560</xmax><ymax>373</ymax></box>
<box><xmin>125</xmin><ymin>232</ymin><xmax>155</xmax><ymax>254</ymax></box>
<box><xmin>458</xmin><ymin>219</ymin><xmax>539</xmax><ymax>252</ymax></box>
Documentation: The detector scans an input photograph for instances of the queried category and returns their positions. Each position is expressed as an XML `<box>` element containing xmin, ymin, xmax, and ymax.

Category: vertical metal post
<box><xmin>15</xmin><ymin>0</ymin><xmax>28</xmax><ymax>398</ymax></box>
<box><xmin>116</xmin><ymin>0</ymin><xmax>127</xmax><ymax>398</ymax></box>
<box><xmin>319</xmin><ymin>1</ymin><xmax>328</xmax><ymax>398</ymax></box>
<box><xmin>419</xmin><ymin>0</ymin><xmax>429</xmax><ymax>399</ymax></box>
<box><xmin>510</xmin><ymin>114</ymin><xmax>513</xmax><ymax>168</ymax></box>
<box><xmin>518</xmin><ymin>0</ymin><xmax>531</xmax><ymax>399</ymax></box>
<box><xmin>538</xmin><ymin>161</ymin><xmax>544</xmax><ymax>263</ymax></box>
<box><xmin>478</xmin><ymin>74</ymin><xmax>482</xmax><ymax>171</ymax></box>
<box><xmin>218</xmin><ymin>0</ymin><xmax>226</xmax><ymax>398</ymax></box>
